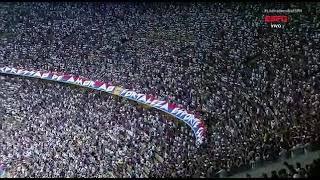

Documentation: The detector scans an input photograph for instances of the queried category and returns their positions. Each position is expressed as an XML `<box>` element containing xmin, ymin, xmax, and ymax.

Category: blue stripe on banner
<box><xmin>0</xmin><ymin>166</ymin><xmax>5</xmax><ymax>178</ymax></box>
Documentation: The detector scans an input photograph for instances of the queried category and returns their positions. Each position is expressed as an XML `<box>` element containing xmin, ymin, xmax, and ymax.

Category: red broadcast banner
<box><xmin>264</xmin><ymin>15</ymin><xmax>289</xmax><ymax>23</ymax></box>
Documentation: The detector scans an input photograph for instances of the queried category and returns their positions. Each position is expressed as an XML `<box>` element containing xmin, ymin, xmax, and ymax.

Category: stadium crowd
<box><xmin>0</xmin><ymin>76</ymin><xmax>199</xmax><ymax>178</ymax></box>
<box><xmin>248</xmin><ymin>158</ymin><xmax>320</xmax><ymax>178</ymax></box>
<box><xmin>0</xmin><ymin>2</ymin><xmax>319</xmax><ymax>178</ymax></box>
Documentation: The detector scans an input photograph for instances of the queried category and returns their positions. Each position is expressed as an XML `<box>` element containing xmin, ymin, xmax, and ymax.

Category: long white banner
<box><xmin>0</xmin><ymin>66</ymin><xmax>206</xmax><ymax>145</ymax></box>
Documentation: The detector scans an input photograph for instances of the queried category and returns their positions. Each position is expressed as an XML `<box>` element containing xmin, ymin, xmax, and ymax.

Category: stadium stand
<box><xmin>0</xmin><ymin>2</ymin><xmax>319</xmax><ymax>178</ymax></box>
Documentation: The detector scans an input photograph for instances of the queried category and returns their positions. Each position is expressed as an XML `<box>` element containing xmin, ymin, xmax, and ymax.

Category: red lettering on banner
<box><xmin>168</xmin><ymin>103</ymin><xmax>177</xmax><ymax>111</ymax></box>
<box><xmin>264</xmin><ymin>15</ymin><xmax>288</xmax><ymax>23</ymax></box>
<box><xmin>63</xmin><ymin>75</ymin><xmax>71</xmax><ymax>80</ymax></box>
<box><xmin>94</xmin><ymin>81</ymin><xmax>104</xmax><ymax>87</ymax></box>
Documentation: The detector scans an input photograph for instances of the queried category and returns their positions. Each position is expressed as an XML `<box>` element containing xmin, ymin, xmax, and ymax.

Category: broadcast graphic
<box><xmin>263</xmin><ymin>9</ymin><xmax>302</xmax><ymax>29</ymax></box>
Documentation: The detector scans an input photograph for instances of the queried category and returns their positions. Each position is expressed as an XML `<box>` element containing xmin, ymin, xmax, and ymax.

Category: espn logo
<box><xmin>264</xmin><ymin>15</ymin><xmax>289</xmax><ymax>23</ymax></box>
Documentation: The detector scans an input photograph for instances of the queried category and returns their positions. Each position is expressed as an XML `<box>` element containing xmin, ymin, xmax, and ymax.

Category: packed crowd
<box><xmin>0</xmin><ymin>76</ymin><xmax>198</xmax><ymax>178</ymax></box>
<box><xmin>248</xmin><ymin>158</ymin><xmax>320</xmax><ymax>178</ymax></box>
<box><xmin>0</xmin><ymin>2</ymin><xmax>319</xmax><ymax>177</ymax></box>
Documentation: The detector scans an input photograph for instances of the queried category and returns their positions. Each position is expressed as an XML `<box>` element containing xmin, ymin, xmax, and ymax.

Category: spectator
<box><xmin>271</xmin><ymin>170</ymin><xmax>278</xmax><ymax>178</ymax></box>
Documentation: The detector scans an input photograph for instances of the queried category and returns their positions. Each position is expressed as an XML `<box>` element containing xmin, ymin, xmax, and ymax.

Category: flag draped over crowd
<box><xmin>0</xmin><ymin>66</ymin><xmax>207</xmax><ymax>145</ymax></box>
